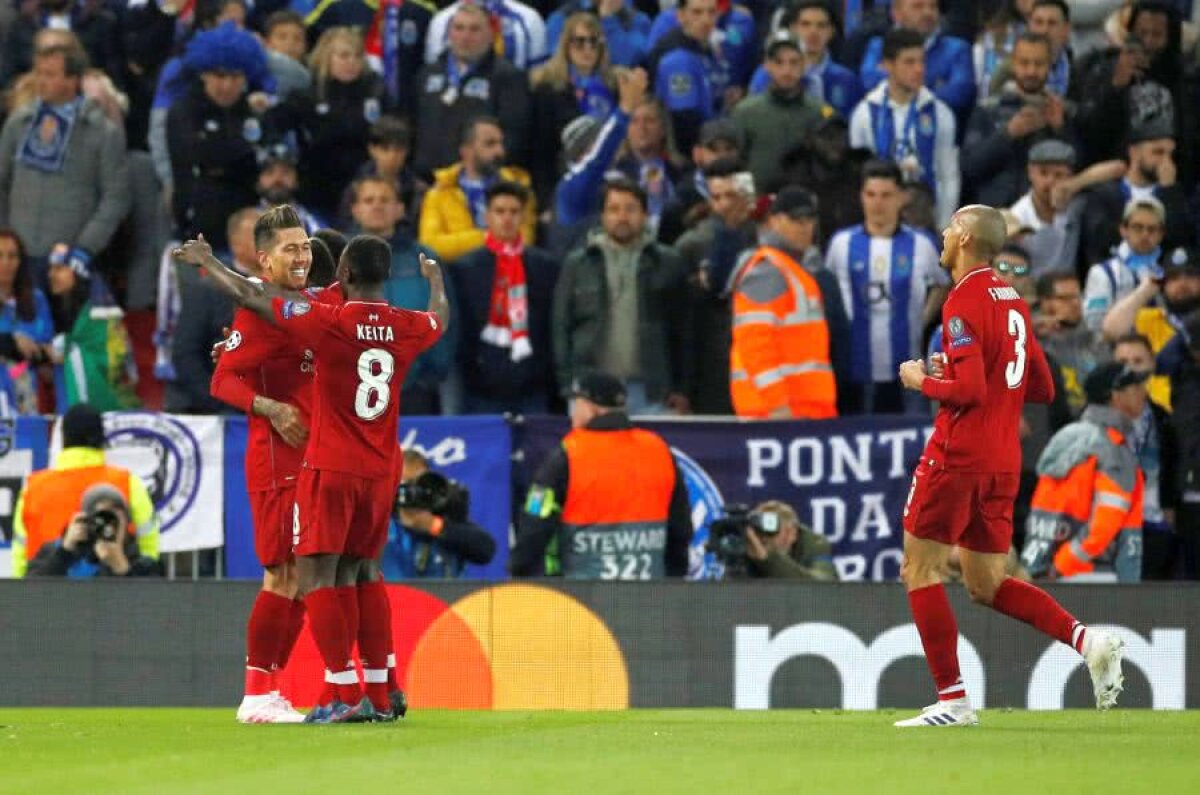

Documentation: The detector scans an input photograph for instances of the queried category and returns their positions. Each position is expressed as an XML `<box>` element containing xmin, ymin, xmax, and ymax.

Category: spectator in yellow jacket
<box><xmin>418</xmin><ymin>116</ymin><xmax>536</xmax><ymax>262</ymax></box>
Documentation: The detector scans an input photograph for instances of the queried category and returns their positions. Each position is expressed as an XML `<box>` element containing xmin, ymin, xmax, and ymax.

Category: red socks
<box><xmin>991</xmin><ymin>577</ymin><xmax>1086</xmax><ymax>653</ymax></box>
<box><xmin>907</xmin><ymin>584</ymin><xmax>965</xmax><ymax>701</ymax></box>
<box><xmin>276</xmin><ymin>599</ymin><xmax>306</xmax><ymax>671</ymax></box>
<box><xmin>305</xmin><ymin>586</ymin><xmax>361</xmax><ymax>705</ymax></box>
<box><xmin>357</xmin><ymin>581</ymin><xmax>393</xmax><ymax>711</ymax></box>
<box><xmin>244</xmin><ymin>590</ymin><xmax>292</xmax><ymax>697</ymax></box>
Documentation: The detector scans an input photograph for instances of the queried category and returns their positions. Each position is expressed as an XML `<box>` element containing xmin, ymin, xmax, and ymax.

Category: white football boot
<box><xmin>893</xmin><ymin>698</ymin><xmax>980</xmax><ymax>728</ymax></box>
<box><xmin>1083</xmin><ymin>630</ymin><xmax>1125</xmax><ymax>709</ymax></box>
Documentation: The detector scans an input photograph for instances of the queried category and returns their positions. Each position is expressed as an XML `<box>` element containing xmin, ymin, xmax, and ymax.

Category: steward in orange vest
<box><xmin>1020</xmin><ymin>364</ymin><xmax>1148</xmax><ymax>582</ymax></box>
<box><xmin>729</xmin><ymin>188</ymin><xmax>837</xmax><ymax>419</ymax></box>
<box><xmin>511</xmin><ymin>372</ymin><xmax>692</xmax><ymax>578</ymax></box>
<box><xmin>12</xmin><ymin>404</ymin><xmax>160</xmax><ymax>577</ymax></box>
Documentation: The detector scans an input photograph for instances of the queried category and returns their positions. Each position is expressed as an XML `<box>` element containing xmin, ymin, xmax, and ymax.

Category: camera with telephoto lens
<box><xmin>706</xmin><ymin>504</ymin><xmax>782</xmax><ymax>568</ymax></box>
<box><xmin>85</xmin><ymin>508</ymin><xmax>122</xmax><ymax>545</ymax></box>
<box><xmin>395</xmin><ymin>471</ymin><xmax>470</xmax><ymax>523</ymax></box>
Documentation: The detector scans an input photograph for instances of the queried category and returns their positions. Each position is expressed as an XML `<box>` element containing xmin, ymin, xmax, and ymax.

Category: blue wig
<box><xmin>183</xmin><ymin>21</ymin><xmax>268</xmax><ymax>81</ymax></box>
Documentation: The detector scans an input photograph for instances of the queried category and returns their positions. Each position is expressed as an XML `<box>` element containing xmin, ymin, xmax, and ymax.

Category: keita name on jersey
<box><xmin>356</xmin><ymin>324</ymin><xmax>395</xmax><ymax>342</ymax></box>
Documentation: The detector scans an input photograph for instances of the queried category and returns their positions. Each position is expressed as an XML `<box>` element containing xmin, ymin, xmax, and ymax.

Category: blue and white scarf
<box><xmin>458</xmin><ymin>171</ymin><xmax>494</xmax><ymax>228</ymax></box>
<box><xmin>569</xmin><ymin>66</ymin><xmax>614</xmax><ymax>118</ymax></box>
<box><xmin>17</xmin><ymin>97</ymin><xmax>83</xmax><ymax>174</ymax></box>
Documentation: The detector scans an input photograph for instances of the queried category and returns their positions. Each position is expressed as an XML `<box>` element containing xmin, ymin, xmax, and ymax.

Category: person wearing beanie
<box><xmin>25</xmin><ymin>483</ymin><xmax>162</xmax><ymax>578</ymax></box>
<box><xmin>12</xmin><ymin>403</ymin><xmax>160</xmax><ymax>577</ymax></box>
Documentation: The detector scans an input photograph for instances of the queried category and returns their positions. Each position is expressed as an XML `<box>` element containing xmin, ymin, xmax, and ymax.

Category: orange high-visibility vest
<box><xmin>730</xmin><ymin>246</ymin><xmax>837</xmax><ymax>419</ymax></box>
<box><xmin>20</xmin><ymin>465</ymin><xmax>133</xmax><ymax>562</ymax></box>
<box><xmin>559</xmin><ymin>426</ymin><xmax>676</xmax><ymax>579</ymax></box>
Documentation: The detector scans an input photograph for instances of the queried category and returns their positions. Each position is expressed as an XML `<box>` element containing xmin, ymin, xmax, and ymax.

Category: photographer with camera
<box><xmin>25</xmin><ymin>484</ymin><xmax>163</xmax><ymax>577</ymax></box>
<box><xmin>709</xmin><ymin>500</ymin><xmax>837</xmax><ymax>581</ymax></box>
<box><xmin>382</xmin><ymin>449</ymin><xmax>496</xmax><ymax>580</ymax></box>
<box><xmin>12</xmin><ymin>403</ymin><xmax>160</xmax><ymax>577</ymax></box>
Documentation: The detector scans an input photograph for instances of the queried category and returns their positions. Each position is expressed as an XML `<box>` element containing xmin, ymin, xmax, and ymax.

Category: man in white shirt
<box><xmin>850</xmin><ymin>28</ymin><xmax>959</xmax><ymax>227</ymax></box>
<box><xmin>1008</xmin><ymin>139</ymin><xmax>1082</xmax><ymax>276</ymax></box>
<box><xmin>825</xmin><ymin>159</ymin><xmax>948</xmax><ymax>414</ymax></box>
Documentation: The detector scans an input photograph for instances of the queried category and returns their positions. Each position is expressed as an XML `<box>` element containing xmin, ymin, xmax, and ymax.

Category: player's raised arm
<box><xmin>172</xmin><ymin>236</ymin><xmax>276</xmax><ymax>321</ymax></box>
<box><xmin>420</xmin><ymin>252</ymin><xmax>451</xmax><ymax>332</ymax></box>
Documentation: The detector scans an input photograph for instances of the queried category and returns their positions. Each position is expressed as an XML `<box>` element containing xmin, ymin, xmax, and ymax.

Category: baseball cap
<box><xmin>571</xmin><ymin>371</ymin><xmax>627</xmax><ymax>409</ymax></box>
<box><xmin>698</xmin><ymin>118</ymin><xmax>742</xmax><ymax>150</ymax></box>
<box><xmin>1028</xmin><ymin>139</ymin><xmax>1076</xmax><ymax>168</ymax></box>
<box><xmin>62</xmin><ymin>403</ymin><xmax>106</xmax><ymax>449</ymax></box>
<box><xmin>561</xmin><ymin>115</ymin><xmax>603</xmax><ymax>162</ymax></box>
<box><xmin>770</xmin><ymin>186</ymin><xmax>819</xmax><ymax>218</ymax></box>
<box><xmin>765</xmin><ymin>30</ymin><xmax>803</xmax><ymax>57</ymax></box>
<box><xmin>1084</xmin><ymin>362</ymin><xmax>1149</xmax><ymax>405</ymax></box>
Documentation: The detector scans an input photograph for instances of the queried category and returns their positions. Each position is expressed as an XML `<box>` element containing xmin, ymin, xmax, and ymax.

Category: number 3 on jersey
<box><xmin>354</xmin><ymin>348</ymin><xmax>395</xmax><ymax>420</ymax></box>
<box><xmin>1005</xmin><ymin>309</ymin><xmax>1027</xmax><ymax>389</ymax></box>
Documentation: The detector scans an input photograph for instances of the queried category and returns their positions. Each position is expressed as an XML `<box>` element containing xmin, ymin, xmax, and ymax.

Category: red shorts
<box><xmin>293</xmin><ymin>468</ymin><xmax>393</xmax><ymax>559</ymax></box>
<box><xmin>902</xmin><ymin>459</ymin><xmax>1018</xmax><ymax>554</ymax></box>
<box><xmin>248</xmin><ymin>485</ymin><xmax>296</xmax><ymax>567</ymax></box>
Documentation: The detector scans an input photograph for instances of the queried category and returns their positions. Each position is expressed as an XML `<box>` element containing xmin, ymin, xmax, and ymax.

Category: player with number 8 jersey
<box><xmin>273</xmin><ymin>279</ymin><xmax>443</xmax><ymax>558</ymax></box>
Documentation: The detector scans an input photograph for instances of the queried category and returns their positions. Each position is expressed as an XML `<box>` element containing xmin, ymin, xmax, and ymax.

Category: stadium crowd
<box><xmin>1</xmin><ymin>0</ymin><xmax>1200</xmax><ymax>580</ymax></box>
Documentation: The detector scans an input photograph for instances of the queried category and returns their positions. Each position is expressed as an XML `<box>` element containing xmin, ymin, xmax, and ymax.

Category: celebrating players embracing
<box><xmin>210</xmin><ymin>206</ymin><xmax>314</xmax><ymax>723</ymax></box>
<box><xmin>895</xmin><ymin>205</ymin><xmax>1124</xmax><ymax>728</ymax></box>
<box><xmin>177</xmin><ymin>233</ymin><xmax>449</xmax><ymax>723</ymax></box>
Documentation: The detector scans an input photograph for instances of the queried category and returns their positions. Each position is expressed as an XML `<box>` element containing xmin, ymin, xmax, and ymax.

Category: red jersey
<box><xmin>921</xmin><ymin>266</ymin><xmax>1054</xmax><ymax>473</ymax></box>
<box><xmin>270</xmin><ymin>296</ymin><xmax>442</xmax><ymax>478</ymax></box>
<box><xmin>210</xmin><ymin>307</ymin><xmax>314</xmax><ymax>492</ymax></box>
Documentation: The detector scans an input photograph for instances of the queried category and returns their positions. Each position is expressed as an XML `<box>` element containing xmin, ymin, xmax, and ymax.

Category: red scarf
<box><xmin>481</xmin><ymin>233</ymin><xmax>531</xmax><ymax>362</ymax></box>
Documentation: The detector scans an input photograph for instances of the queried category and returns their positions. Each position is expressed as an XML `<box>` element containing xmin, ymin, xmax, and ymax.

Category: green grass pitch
<box><xmin>1</xmin><ymin>709</ymin><xmax>1197</xmax><ymax>794</ymax></box>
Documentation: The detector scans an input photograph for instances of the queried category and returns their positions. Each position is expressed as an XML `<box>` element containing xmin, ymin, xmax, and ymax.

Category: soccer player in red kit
<box><xmin>894</xmin><ymin>205</ymin><xmax>1124</xmax><ymax>727</ymax></box>
<box><xmin>177</xmin><ymin>234</ymin><xmax>449</xmax><ymax>723</ymax></box>
<box><xmin>210</xmin><ymin>206</ymin><xmax>313</xmax><ymax>724</ymax></box>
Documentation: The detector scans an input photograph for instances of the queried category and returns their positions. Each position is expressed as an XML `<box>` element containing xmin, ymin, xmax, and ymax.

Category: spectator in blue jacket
<box><xmin>647</xmin><ymin>0</ymin><xmax>758</xmax><ymax>93</ymax></box>
<box><xmin>546</xmin><ymin>0</ymin><xmax>652</xmax><ymax>67</ymax></box>
<box><xmin>552</xmin><ymin>67</ymin><xmax>647</xmax><ymax>252</ymax></box>
<box><xmin>349</xmin><ymin>175</ymin><xmax>457</xmax><ymax>415</ymax></box>
<box><xmin>858</xmin><ymin>0</ymin><xmax>975</xmax><ymax>129</ymax></box>
<box><xmin>646</xmin><ymin>0</ymin><xmax>729</xmax><ymax>153</ymax></box>
<box><xmin>748</xmin><ymin>0</ymin><xmax>862</xmax><ymax>119</ymax></box>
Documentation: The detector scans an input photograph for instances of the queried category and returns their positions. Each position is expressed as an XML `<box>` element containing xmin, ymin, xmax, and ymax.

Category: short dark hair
<box><xmin>1014</xmin><ymin>31</ymin><xmax>1053</xmax><ymax>54</ymax></box>
<box><xmin>1032</xmin><ymin>0</ymin><xmax>1070</xmax><ymax>21</ymax></box>
<box><xmin>308</xmin><ymin>236</ymin><xmax>336</xmax><ymax>288</ymax></box>
<box><xmin>264</xmin><ymin>10</ymin><xmax>305</xmax><ymax>37</ymax></box>
<box><xmin>1035</xmin><ymin>268</ymin><xmax>1079</xmax><ymax>299</ymax></box>
<box><xmin>1113</xmin><ymin>332</ymin><xmax>1154</xmax><ymax>354</ymax></box>
<box><xmin>461</xmin><ymin>115</ymin><xmax>502</xmax><ymax>147</ymax></box>
<box><xmin>601</xmin><ymin>176</ymin><xmax>648</xmax><ymax>212</ymax></box>
<box><xmin>882</xmin><ymin>28</ymin><xmax>925</xmax><ymax>61</ymax></box>
<box><xmin>253</xmin><ymin>204</ymin><xmax>305</xmax><ymax>251</ymax></box>
<box><xmin>342</xmin><ymin>235</ymin><xmax>392</xmax><ymax>286</ymax></box>
<box><xmin>369</xmin><ymin>115</ymin><xmax>412</xmax><ymax>148</ymax></box>
<box><xmin>703</xmin><ymin>157</ymin><xmax>744</xmax><ymax>179</ymax></box>
<box><xmin>350</xmin><ymin>175</ymin><xmax>400</xmax><ymax>204</ymax></box>
<box><xmin>312</xmin><ymin>228</ymin><xmax>347</xmax><ymax>265</ymax></box>
<box><xmin>35</xmin><ymin>42</ymin><xmax>89</xmax><ymax>78</ymax></box>
<box><xmin>485</xmin><ymin>180</ymin><xmax>529</xmax><ymax>207</ymax></box>
<box><xmin>779</xmin><ymin>0</ymin><xmax>837</xmax><ymax>31</ymax></box>
<box><xmin>860</xmin><ymin>158</ymin><xmax>903</xmax><ymax>187</ymax></box>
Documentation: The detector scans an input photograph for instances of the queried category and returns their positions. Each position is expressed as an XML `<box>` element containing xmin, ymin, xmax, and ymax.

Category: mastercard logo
<box><xmin>276</xmin><ymin>584</ymin><xmax>630</xmax><ymax>709</ymax></box>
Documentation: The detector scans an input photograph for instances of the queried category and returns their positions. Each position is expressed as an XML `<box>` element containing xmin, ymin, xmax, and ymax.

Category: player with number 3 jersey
<box><xmin>892</xmin><ymin>205</ymin><xmax>1126</xmax><ymax>729</ymax></box>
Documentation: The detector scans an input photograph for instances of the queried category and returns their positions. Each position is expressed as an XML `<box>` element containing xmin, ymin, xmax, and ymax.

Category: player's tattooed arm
<box><xmin>172</xmin><ymin>235</ymin><xmax>275</xmax><ymax>321</ymax></box>
<box><xmin>420</xmin><ymin>252</ymin><xmax>451</xmax><ymax>332</ymax></box>
<box><xmin>250</xmin><ymin>395</ymin><xmax>309</xmax><ymax>448</ymax></box>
